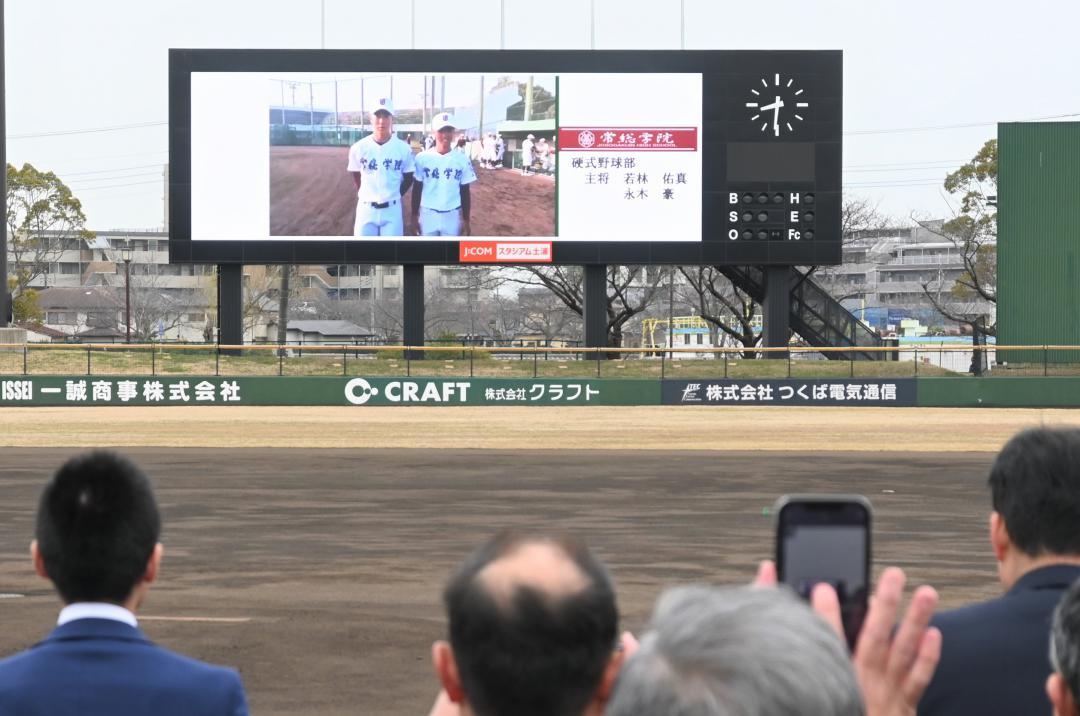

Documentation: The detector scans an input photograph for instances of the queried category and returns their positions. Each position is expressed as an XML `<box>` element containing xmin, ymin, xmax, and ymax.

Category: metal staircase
<box><xmin>720</xmin><ymin>266</ymin><xmax>885</xmax><ymax>361</ymax></box>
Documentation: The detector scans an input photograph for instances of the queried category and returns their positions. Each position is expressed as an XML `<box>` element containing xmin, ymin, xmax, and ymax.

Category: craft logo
<box><xmin>577</xmin><ymin>130</ymin><xmax>596</xmax><ymax>148</ymax></box>
<box><xmin>344</xmin><ymin>378</ymin><xmax>377</xmax><ymax>405</ymax></box>
<box><xmin>345</xmin><ymin>379</ymin><xmax>471</xmax><ymax>405</ymax></box>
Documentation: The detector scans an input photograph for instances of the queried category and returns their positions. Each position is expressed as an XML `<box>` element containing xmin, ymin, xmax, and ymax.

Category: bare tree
<box><xmin>678</xmin><ymin>266</ymin><xmax>761</xmax><ymax>357</ymax></box>
<box><xmin>841</xmin><ymin>194</ymin><xmax>890</xmax><ymax>242</ymax></box>
<box><xmin>813</xmin><ymin>194</ymin><xmax>902</xmax><ymax>303</ymax></box>
<box><xmin>917</xmin><ymin>139</ymin><xmax>997</xmax><ymax>336</ymax></box>
<box><xmin>126</xmin><ymin>286</ymin><xmax>187</xmax><ymax>341</ymax></box>
<box><xmin>243</xmin><ymin>266</ymin><xmax>287</xmax><ymax>339</ymax></box>
<box><xmin>110</xmin><ymin>268</ymin><xmax>191</xmax><ymax>341</ymax></box>
<box><xmin>515</xmin><ymin>286</ymin><xmax>582</xmax><ymax>343</ymax></box>
<box><xmin>512</xmin><ymin>265</ymin><xmax>665</xmax><ymax>350</ymax></box>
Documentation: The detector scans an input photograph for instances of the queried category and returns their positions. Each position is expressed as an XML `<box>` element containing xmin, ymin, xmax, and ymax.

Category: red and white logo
<box><xmin>459</xmin><ymin>242</ymin><xmax>552</xmax><ymax>263</ymax></box>
<box><xmin>559</xmin><ymin>127</ymin><xmax>698</xmax><ymax>151</ymax></box>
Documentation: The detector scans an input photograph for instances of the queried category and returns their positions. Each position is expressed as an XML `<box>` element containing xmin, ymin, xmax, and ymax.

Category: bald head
<box><xmin>441</xmin><ymin>532</ymin><xmax>618</xmax><ymax>716</ymax></box>
<box><xmin>476</xmin><ymin>539</ymin><xmax>590</xmax><ymax>607</ymax></box>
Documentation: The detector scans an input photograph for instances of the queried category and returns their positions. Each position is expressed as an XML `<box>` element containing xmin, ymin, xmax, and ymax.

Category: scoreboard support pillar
<box><xmin>762</xmin><ymin>266</ymin><xmax>791</xmax><ymax>358</ymax></box>
<box><xmin>584</xmin><ymin>264</ymin><xmax>607</xmax><ymax>349</ymax></box>
<box><xmin>218</xmin><ymin>264</ymin><xmax>243</xmax><ymax>353</ymax></box>
<box><xmin>403</xmin><ymin>263</ymin><xmax>425</xmax><ymax>360</ymax></box>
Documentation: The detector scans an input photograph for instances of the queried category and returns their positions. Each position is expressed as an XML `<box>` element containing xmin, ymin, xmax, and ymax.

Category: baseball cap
<box><xmin>433</xmin><ymin>112</ymin><xmax>455</xmax><ymax>131</ymax></box>
<box><xmin>526</xmin><ymin>133</ymin><xmax>535</xmax><ymax>139</ymax></box>
<box><xmin>371</xmin><ymin>97</ymin><xmax>395</xmax><ymax>117</ymax></box>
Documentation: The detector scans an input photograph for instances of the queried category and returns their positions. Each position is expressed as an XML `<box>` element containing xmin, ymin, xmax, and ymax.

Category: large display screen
<box><xmin>169</xmin><ymin>50</ymin><xmax>841</xmax><ymax>266</ymax></box>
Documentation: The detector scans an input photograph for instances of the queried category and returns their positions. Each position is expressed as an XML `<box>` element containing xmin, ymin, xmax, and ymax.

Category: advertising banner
<box><xmin>0</xmin><ymin>376</ymin><xmax>659</xmax><ymax>407</ymax></box>
<box><xmin>661</xmin><ymin>379</ymin><xmax>917</xmax><ymax>407</ymax></box>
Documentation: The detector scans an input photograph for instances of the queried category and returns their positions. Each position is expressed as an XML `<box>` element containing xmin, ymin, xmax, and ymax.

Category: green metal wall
<box><xmin>998</xmin><ymin>122</ymin><xmax>1080</xmax><ymax>356</ymax></box>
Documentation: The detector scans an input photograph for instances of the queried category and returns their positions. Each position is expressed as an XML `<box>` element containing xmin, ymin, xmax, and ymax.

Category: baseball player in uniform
<box><xmin>410</xmin><ymin>113</ymin><xmax>477</xmax><ymax>237</ymax></box>
<box><xmin>346</xmin><ymin>97</ymin><xmax>415</xmax><ymax>236</ymax></box>
<box><xmin>520</xmin><ymin>133</ymin><xmax>535</xmax><ymax>175</ymax></box>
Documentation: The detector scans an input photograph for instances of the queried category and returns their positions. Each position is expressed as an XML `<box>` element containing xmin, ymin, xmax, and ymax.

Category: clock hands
<box><xmin>750</xmin><ymin>76</ymin><xmax>806</xmax><ymax>136</ymax></box>
<box><xmin>760</xmin><ymin>95</ymin><xmax>784</xmax><ymax>137</ymax></box>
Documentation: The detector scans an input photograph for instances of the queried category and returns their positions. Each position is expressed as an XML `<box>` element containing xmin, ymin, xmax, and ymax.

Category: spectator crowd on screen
<box><xmin>3</xmin><ymin>426</ymin><xmax>1080</xmax><ymax>715</ymax></box>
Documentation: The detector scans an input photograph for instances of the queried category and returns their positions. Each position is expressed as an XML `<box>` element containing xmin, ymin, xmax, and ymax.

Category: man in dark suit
<box><xmin>919</xmin><ymin>428</ymin><xmax>1080</xmax><ymax>715</ymax></box>
<box><xmin>0</xmin><ymin>451</ymin><xmax>248</xmax><ymax>715</ymax></box>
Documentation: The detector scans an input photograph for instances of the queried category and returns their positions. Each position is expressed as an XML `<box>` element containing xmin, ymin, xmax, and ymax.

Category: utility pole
<box><xmin>0</xmin><ymin>0</ymin><xmax>8</xmax><ymax>328</ymax></box>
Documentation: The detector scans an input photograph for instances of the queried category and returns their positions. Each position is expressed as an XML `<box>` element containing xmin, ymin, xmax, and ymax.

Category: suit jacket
<box><xmin>0</xmin><ymin>618</ymin><xmax>248</xmax><ymax>716</ymax></box>
<box><xmin>918</xmin><ymin>563</ymin><xmax>1080</xmax><ymax>716</ymax></box>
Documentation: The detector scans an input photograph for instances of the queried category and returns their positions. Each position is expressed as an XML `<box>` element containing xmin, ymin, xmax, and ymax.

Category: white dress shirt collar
<box><xmin>57</xmin><ymin>602</ymin><xmax>138</xmax><ymax>628</ymax></box>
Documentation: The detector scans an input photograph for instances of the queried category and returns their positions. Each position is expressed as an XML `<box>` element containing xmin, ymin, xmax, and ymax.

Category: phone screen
<box><xmin>776</xmin><ymin>498</ymin><xmax>870</xmax><ymax>650</ymax></box>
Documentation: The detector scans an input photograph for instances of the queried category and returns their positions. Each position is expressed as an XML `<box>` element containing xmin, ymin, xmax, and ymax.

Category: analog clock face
<box><xmin>745</xmin><ymin>73</ymin><xmax>809</xmax><ymax>137</ymax></box>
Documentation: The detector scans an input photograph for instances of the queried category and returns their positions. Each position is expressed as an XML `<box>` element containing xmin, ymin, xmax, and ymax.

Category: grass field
<box><xmin>0</xmin><ymin>345</ymin><xmax>974</xmax><ymax>379</ymax></box>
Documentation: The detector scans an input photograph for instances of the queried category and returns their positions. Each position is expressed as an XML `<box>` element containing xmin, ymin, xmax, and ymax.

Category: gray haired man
<box><xmin>608</xmin><ymin>567</ymin><xmax>940</xmax><ymax>716</ymax></box>
<box><xmin>605</xmin><ymin>586</ymin><xmax>863</xmax><ymax>716</ymax></box>
<box><xmin>1049</xmin><ymin>579</ymin><xmax>1080</xmax><ymax>716</ymax></box>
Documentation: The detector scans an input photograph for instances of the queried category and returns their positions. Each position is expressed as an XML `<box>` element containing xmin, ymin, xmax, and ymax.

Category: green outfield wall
<box><xmin>998</xmin><ymin>122</ymin><xmax>1080</xmax><ymax>360</ymax></box>
<box><xmin>916</xmin><ymin>377</ymin><xmax>1080</xmax><ymax>408</ymax></box>
<box><xmin>0</xmin><ymin>376</ymin><xmax>657</xmax><ymax>407</ymax></box>
<box><xmin>3</xmin><ymin>375</ymin><xmax>1080</xmax><ymax>408</ymax></box>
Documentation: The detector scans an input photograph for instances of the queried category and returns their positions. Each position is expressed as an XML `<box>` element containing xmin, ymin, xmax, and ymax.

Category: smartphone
<box><xmin>774</xmin><ymin>495</ymin><xmax>871</xmax><ymax>650</ymax></box>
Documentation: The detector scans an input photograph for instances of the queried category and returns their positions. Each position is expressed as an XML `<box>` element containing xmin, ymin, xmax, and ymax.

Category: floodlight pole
<box><xmin>580</xmin><ymin>4</ymin><xmax>606</xmax><ymax>351</ymax></box>
<box><xmin>0</xmin><ymin>0</ymin><xmax>8</xmax><ymax>328</ymax></box>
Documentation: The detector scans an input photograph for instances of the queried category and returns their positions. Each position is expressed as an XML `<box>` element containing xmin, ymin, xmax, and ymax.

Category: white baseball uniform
<box><xmin>346</xmin><ymin>134</ymin><xmax>415</xmax><ymax>236</ymax></box>
<box><xmin>521</xmin><ymin>138</ymin><xmax>535</xmax><ymax>172</ymax></box>
<box><xmin>414</xmin><ymin>148</ymin><xmax>477</xmax><ymax>236</ymax></box>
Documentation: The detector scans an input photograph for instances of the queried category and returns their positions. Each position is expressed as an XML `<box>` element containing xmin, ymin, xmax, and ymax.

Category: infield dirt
<box><xmin>2</xmin><ymin>405</ymin><xmax>1079</xmax><ymax>451</ymax></box>
<box><xmin>269</xmin><ymin>146</ymin><xmax>555</xmax><ymax>237</ymax></box>
<box><xmin>1</xmin><ymin>407</ymin><xmax>1075</xmax><ymax>713</ymax></box>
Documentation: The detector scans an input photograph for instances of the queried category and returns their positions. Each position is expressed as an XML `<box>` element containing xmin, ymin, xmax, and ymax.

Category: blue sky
<box><xmin>6</xmin><ymin>0</ymin><xmax>1079</xmax><ymax>230</ymax></box>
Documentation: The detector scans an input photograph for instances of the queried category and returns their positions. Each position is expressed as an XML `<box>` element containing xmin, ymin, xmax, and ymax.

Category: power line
<box><xmin>845</xmin><ymin>181</ymin><xmax>945</xmax><ymax>188</ymax></box>
<box><xmin>845</xmin><ymin>112</ymin><xmax>1080</xmax><ymax>136</ymax></box>
<box><xmin>844</xmin><ymin>165</ymin><xmax>961</xmax><ymax>174</ymax></box>
<box><xmin>61</xmin><ymin>163</ymin><xmax>166</xmax><ymax>177</ymax></box>
<box><xmin>73</xmin><ymin>179</ymin><xmax>163</xmax><ymax>192</ymax></box>
<box><xmin>7</xmin><ymin>121</ymin><xmax>166</xmax><ymax>140</ymax></box>
<box><xmin>69</xmin><ymin>171</ymin><xmax>165</xmax><ymax>185</ymax></box>
<box><xmin>843</xmin><ymin>158</ymin><xmax>966</xmax><ymax>168</ymax></box>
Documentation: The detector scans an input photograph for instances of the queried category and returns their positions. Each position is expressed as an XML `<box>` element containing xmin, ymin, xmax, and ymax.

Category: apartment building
<box><xmin>818</xmin><ymin>221</ymin><xmax>996</xmax><ymax>332</ymax></box>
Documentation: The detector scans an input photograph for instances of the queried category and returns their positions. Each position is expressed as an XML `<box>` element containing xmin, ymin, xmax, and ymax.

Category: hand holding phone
<box><xmin>775</xmin><ymin>495</ymin><xmax>871</xmax><ymax>650</ymax></box>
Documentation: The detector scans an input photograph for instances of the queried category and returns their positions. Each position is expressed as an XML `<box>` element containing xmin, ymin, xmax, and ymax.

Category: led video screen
<box><xmin>169</xmin><ymin>50</ymin><xmax>841</xmax><ymax>266</ymax></box>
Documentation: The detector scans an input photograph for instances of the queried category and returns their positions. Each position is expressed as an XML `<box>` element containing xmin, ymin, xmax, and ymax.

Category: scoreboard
<box><xmin>169</xmin><ymin>49</ymin><xmax>841</xmax><ymax>266</ymax></box>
